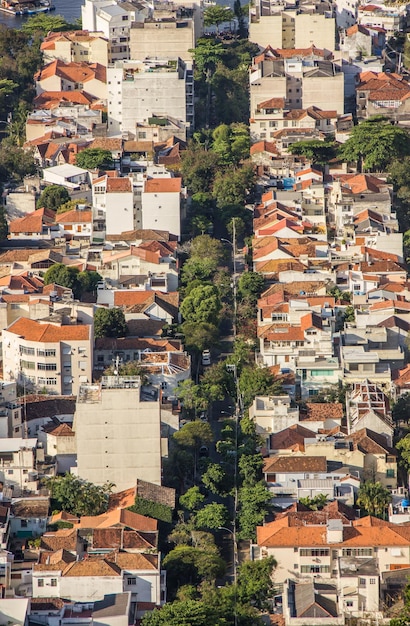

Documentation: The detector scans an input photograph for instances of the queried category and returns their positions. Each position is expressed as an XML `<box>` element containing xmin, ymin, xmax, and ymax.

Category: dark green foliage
<box><xmin>94</xmin><ymin>307</ymin><xmax>127</xmax><ymax>338</ymax></box>
<box><xmin>288</xmin><ymin>139</ymin><xmax>337</xmax><ymax>166</ymax></box>
<box><xmin>239</xmin><ymin>366</ymin><xmax>283</xmax><ymax>408</ymax></box>
<box><xmin>76</xmin><ymin>148</ymin><xmax>114</xmax><ymax>170</ymax></box>
<box><xmin>237</xmin><ymin>556</ymin><xmax>277</xmax><ymax>609</ymax></box>
<box><xmin>43</xmin><ymin>264</ymin><xmax>101</xmax><ymax>299</ymax></box>
<box><xmin>392</xmin><ymin>394</ymin><xmax>410</xmax><ymax>424</ymax></box>
<box><xmin>238</xmin><ymin>272</ymin><xmax>265</xmax><ymax>305</ymax></box>
<box><xmin>37</xmin><ymin>185</ymin><xmax>70</xmax><ymax>210</ymax></box>
<box><xmin>21</xmin><ymin>13</ymin><xmax>76</xmax><ymax>35</ymax></box>
<box><xmin>129</xmin><ymin>497</ymin><xmax>173</xmax><ymax>523</ymax></box>
<box><xmin>44</xmin><ymin>473</ymin><xmax>113</xmax><ymax>517</ymax></box>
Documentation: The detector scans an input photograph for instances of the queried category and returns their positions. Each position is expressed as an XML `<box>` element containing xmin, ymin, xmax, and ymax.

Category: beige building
<box><xmin>34</xmin><ymin>61</ymin><xmax>107</xmax><ymax>101</ymax></box>
<box><xmin>249</xmin><ymin>9</ymin><xmax>336</xmax><ymax>51</ymax></box>
<box><xmin>130</xmin><ymin>18</ymin><xmax>196</xmax><ymax>62</ymax></box>
<box><xmin>250</xmin><ymin>55</ymin><xmax>345</xmax><ymax>115</ymax></box>
<box><xmin>74</xmin><ymin>376</ymin><xmax>163</xmax><ymax>491</ymax></box>
<box><xmin>2</xmin><ymin>317</ymin><xmax>93</xmax><ymax>396</ymax></box>
<box><xmin>41</xmin><ymin>30</ymin><xmax>109</xmax><ymax>67</ymax></box>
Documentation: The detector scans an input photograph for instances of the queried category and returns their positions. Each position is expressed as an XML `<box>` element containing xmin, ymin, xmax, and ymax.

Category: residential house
<box><xmin>356</xmin><ymin>71</ymin><xmax>410</xmax><ymax>120</ymax></box>
<box><xmin>346</xmin><ymin>380</ymin><xmax>393</xmax><ymax>444</ymax></box>
<box><xmin>0</xmin><ymin>438</ymin><xmax>39</xmax><ymax>495</ymax></box>
<box><xmin>2</xmin><ymin>316</ymin><xmax>93</xmax><ymax>396</ymax></box>
<box><xmin>357</xmin><ymin>2</ymin><xmax>408</xmax><ymax>36</ymax></box>
<box><xmin>40</xmin><ymin>30</ymin><xmax>109</xmax><ymax>67</ymax></box>
<box><xmin>55</xmin><ymin>208</ymin><xmax>93</xmax><ymax>241</ymax></box>
<box><xmin>29</xmin><ymin>594</ymin><xmax>134</xmax><ymax>626</ymax></box>
<box><xmin>283</xmin><ymin>579</ymin><xmax>344</xmax><ymax>625</ymax></box>
<box><xmin>0</xmin><ymin>382</ymin><xmax>23</xmax><ymax>439</ymax></box>
<box><xmin>9</xmin><ymin>497</ymin><xmax>49</xmax><ymax>539</ymax></box>
<box><xmin>98</xmin><ymin>248</ymin><xmax>178</xmax><ymax>292</ymax></box>
<box><xmin>141</xmin><ymin>177</ymin><xmax>185</xmax><ymax>240</ymax></box>
<box><xmin>40</xmin><ymin>422</ymin><xmax>76</xmax><ymax>474</ymax></box>
<box><xmin>42</xmin><ymin>164</ymin><xmax>90</xmax><ymax>191</ymax></box>
<box><xmin>34</xmin><ymin>61</ymin><xmax>107</xmax><ymax>101</ymax></box>
<box><xmin>8</xmin><ymin>208</ymin><xmax>61</xmax><ymax>241</ymax></box>
<box><xmin>249</xmin><ymin>395</ymin><xmax>300</xmax><ymax>440</ymax></box>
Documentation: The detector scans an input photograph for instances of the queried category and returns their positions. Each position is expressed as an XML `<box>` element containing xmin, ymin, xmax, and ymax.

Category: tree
<box><xmin>182</xmin><ymin>321</ymin><xmax>219</xmax><ymax>353</ymax></box>
<box><xmin>43</xmin><ymin>264</ymin><xmax>79</xmax><ymax>292</ymax></box>
<box><xmin>77</xmin><ymin>270</ymin><xmax>102</xmax><ymax>295</ymax></box>
<box><xmin>163</xmin><ymin>545</ymin><xmax>226</xmax><ymax>589</ymax></box>
<box><xmin>396</xmin><ymin>435</ymin><xmax>410</xmax><ymax>472</ymax></box>
<box><xmin>237</xmin><ymin>556</ymin><xmax>277</xmax><ymax>610</ymax></box>
<box><xmin>237</xmin><ymin>482</ymin><xmax>272</xmax><ymax>540</ymax></box>
<box><xmin>44</xmin><ymin>473</ymin><xmax>113</xmax><ymax>517</ymax></box>
<box><xmin>141</xmin><ymin>598</ymin><xmax>212</xmax><ymax>626</ymax></box>
<box><xmin>194</xmin><ymin>503</ymin><xmax>229</xmax><ymax>530</ymax></box>
<box><xmin>357</xmin><ymin>481</ymin><xmax>392</xmax><ymax>518</ymax></box>
<box><xmin>212</xmin><ymin>164</ymin><xmax>255</xmax><ymax>209</ymax></box>
<box><xmin>181</xmin><ymin>145</ymin><xmax>221</xmax><ymax>194</ymax></box>
<box><xmin>37</xmin><ymin>185</ymin><xmax>70</xmax><ymax>211</ymax></box>
<box><xmin>190</xmin><ymin>234</ymin><xmax>226</xmax><ymax>266</ymax></box>
<box><xmin>288</xmin><ymin>139</ymin><xmax>337</xmax><ymax>166</ymax></box>
<box><xmin>239</xmin><ymin>366</ymin><xmax>283</xmax><ymax>408</ymax></box>
<box><xmin>179</xmin><ymin>486</ymin><xmax>205</xmax><ymax>511</ymax></box>
<box><xmin>94</xmin><ymin>307</ymin><xmax>127</xmax><ymax>339</ymax></box>
<box><xmin>56</xmin><ymin>198</ymin><xmax>87</xmax><ymax>214</ymax></box>
<box><xmin>0</xmin><ymin>145</ymin><xmax>36</xmax><ymax>182</ymax></box>
<box><xmin>180</xmin><ymin>284</ymin><xmax>222</xmax><ymax>325</ymax></box>
<box><xmin>338</xmin><ymin>117</ymin><xmax>410</xmax><ymax>172</ymax></box>
<box><xmin>238</xmin><ymin>454</ymin><xmax>264</xmax><ymax>486</ymax></box>
<box><xmin>76</xmin><ymin>148</ymin><xmax>114</xmax><ymax>170</ymax></box>
<box><xmin>22</xmin><ymin>13</ymin><xmax>74</xmax><ymax>36</ymax></box>
<box><xmin>175</xmin><ymin>379</ymin><xmax>208</xmax><ymax>415</ymax></box>
<box><xmin>173</xmin><ymin>421</ymin><xmax>213</xmax><ymax>450</ymax></box>
<box><xmin>204</xmin><ymin>5</ymin><xmax>234</xmax><ymax>32</ymax></box>
<box><xmin>393</xmin><ymin>394</ymin><xmax>410</xmax><ymax>424</ymax></box>
<box><xmin>238</xmin><ymin>272</ymin><xmax>265</xmax><ymax>304</ymax></box>
<box><xmin>211</xmin><ymin>123</ymin><xmax>250</xmax><ymax>166</ymax></box>
<box><xmin>201</xmin><ymin>462</ymin><xmax>232</xmax><ymax>496</ymax></box>
<box><xmin>299</xmin><ymin>494</ymin><xmax>329</xmax><ymax>511</ymax></box>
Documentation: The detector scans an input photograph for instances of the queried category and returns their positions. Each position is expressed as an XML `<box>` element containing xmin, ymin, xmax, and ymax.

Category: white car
<box><xmin>202</xmin><ymin>349</ymin><xmax>211</xmax><ymax>366</ymax></box>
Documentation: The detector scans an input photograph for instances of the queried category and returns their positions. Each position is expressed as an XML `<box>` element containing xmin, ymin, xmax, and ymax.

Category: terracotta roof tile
<box><xmin>6</xmin><ymin>318</ymin><xmax>90</xmax><ymax>342</ymax></box>
<box><xmin>144</xmin><ymin>178</ymin><xmax>181</xmax><ymax>193</ymax></box>
<box><xmin>270</xmin><ymin>424</ymin><xmax>316</xmax><ymax>452</ymax></box>
<box><xmin>264</xmin><ymin>456</ymin><xmax>327</xmax><ymax>473</ymax></box>
<box><xmin>302</xmin><ymin>403</ymin><xmax>343</xmax><ymax>421</ymax></box>
<box><xmin>55</xmin><ymin>209</ymin><xmax>92</xmax><ymax>224</ymax></box>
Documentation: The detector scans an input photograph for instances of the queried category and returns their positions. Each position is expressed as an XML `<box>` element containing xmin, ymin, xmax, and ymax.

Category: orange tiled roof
<box><xmin>144</xmin><ymin>178</ymin><xmax>181</xmax><ymax>193</ymax></box>
<box><xmin>55</xmin><ymin>209</ymin><xmax>92</xmax><ymax>224</ymax></box>
<box><xmin>6</xmin><ymin>318</ymin><xmax>90</xmax><ymax>342</ymax></box>
<box><xmin>9</xmin><ymin>207</ymin><xmax>55</xmax><ymax>234</ymax></box>
<box><xmin>106</xmin><ymin>177</ymin><xmax>132</xmax><ymax>193</ymax></box>
<box><xmin>35</xmin><ymin>60</ymin><xmax>106</xmax><ymax>85</ymax></box>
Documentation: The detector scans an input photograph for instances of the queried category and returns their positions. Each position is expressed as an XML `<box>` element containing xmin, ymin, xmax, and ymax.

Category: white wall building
<box><xmin>107</xmin><ymin>58</ymin><xmax>194</xmax><ymax>137</ymax></box>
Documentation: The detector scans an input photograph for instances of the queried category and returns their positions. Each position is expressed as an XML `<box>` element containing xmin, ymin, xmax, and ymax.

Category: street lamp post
<box><xmin>221</xmin><ymin>217</ymin><xmax>237</xmax><ymax>338</ymax></box>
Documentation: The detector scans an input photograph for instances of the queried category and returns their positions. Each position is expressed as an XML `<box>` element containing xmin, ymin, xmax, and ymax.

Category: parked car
<box><xmin>199</xmin><ymin>445</ymin><xmax>209</xmax><ymax>457</ymax></box>
<box><xmin>202</xmin><ymin>349</ymin><xmax>211</xmax><ymax>366</ymax></box>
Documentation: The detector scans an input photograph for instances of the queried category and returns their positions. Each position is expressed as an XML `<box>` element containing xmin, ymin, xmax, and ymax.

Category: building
<box><xmin>107</xmin><ymin>58</ymin><xmax>193</xmax><ymax>137</ymax></box>
<box><xmin>42</xmin><ymin>164</ymin><xmax>90</xmax><ymax>190</ymax></box>
<box><xmin>0</xmin><ymin>383</ymin><xmax>22</xmax><ymax>439</ymax></box>
<box><xmin>41</xmin><ymin>30</ymin><xmax>109</xmax><ymax>66</ymax></box>
<box><xmin>356</xmin><ymin>71</ymin><xmax>410</xmax><ymax>120</ymax></box>
<box><xmin>2</xmin><ymin>316</ymin><xmax>93</xmax><ymax>396</ymax></box>
<box><xmin>250</xmin><ymin>52</ymin><xmax>345</xmax><ymax>115</ymax></box>
<box><xmin>141</xmin><ymin>177</ymin><xmax>185</xmax><ymax>240</ymax></box>
<box><xmin>129</xmin><ymin>13</ymin><xmax>196</xmax><ymax>62</ymax></box>
<box><xmin>0</xmin><ymin>438</ymin><xmax>39</xmax><ymax>495</ymax></box>
<box><xmin>74</xmin><ymin>376</ymin><xmax>163</xmax><ymax>490</ymax></box>
<box><xmin>249</xmin><ymin>8</ymin><xmax>336</xmax><ymax>51</ymax></box>
<box><xmin>34</xmin><ymin>61</ymin><xmax>107</xmax><ymax>100</ymax></box>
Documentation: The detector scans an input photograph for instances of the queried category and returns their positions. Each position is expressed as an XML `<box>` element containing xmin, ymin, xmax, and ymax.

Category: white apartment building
<box><xmin>82</xmin><ymin>0</ymin><xmax>152</xmax><ymax>60</ymax></box>
<box><xmin>107</xmin><ymin>58</ymin><xmax>194</xmax><ymax>137</ymax></box>
<box><xmin>0</xmin><ymin>383</ymin><xmax>22</xmax><ymax>439</ymax></box>
<box><xmin>92</xmin><ymin>174</ymin><xmax>135</xmax><ymax>236</ymax></box>
<box><xmin>141</xmin><ymin>177</ymin><xmax>184</xmax><ymax>240</ymax></box>
<box><xmin>41</xmin><ymin>30</ymin><xmax>110</xmax><ymax>66</ymax></box>
<box><xmin>2</xmin><ymin>317</ymin><xmax>93</xmax><ymax>396</ymax></box>
<box><xmin>74</xmin><ymin>376</ymin><xmax>163</xmax><ymax>491</ymax></box>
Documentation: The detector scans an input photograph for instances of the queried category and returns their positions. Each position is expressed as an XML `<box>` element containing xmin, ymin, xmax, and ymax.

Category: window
<box><xmin>37</xmin><ymin>363</ymin><xmax>57</xmax><ymax>371</ymax></box>
<box><xmin>37</xmin><ymin>349</ymin><xmax>56</xmax><ymax>357</ymax></box>
<box><xmin>386</xmin><ymin>469</ymin><xmax>395</xmax><ymax>478</ymax></box>
<box><xmin>294</xmin><ymin>564</ymin><xmax>298</xmax><ymax>569</ymax></box>
<box><xmin>51</xmin><ymin>579</ymin><xmax>57</xmax><ymax>587</ymax></box>
<box><xmin>8</xmin><ymin>470</ymin><xmax>13</xmax><ymax>475</ymax></box>
<box><xmin>38</xmin><ymin>579</ymin><xmax>44</xmax><ymax>587</ymax></box>
<box><xmin>20</xmin><ymin>346</ymin><xmax>35</xmax><ymax>356</ymax></box>
<box><xmin>300</xmin><ymin>549</ymin><xmax>329</xmax><ymax>557</ymax></box>
<box><xmin>300</xmin><ymin>565</ymin><xmax>330</xmax><ymax>574</ymax></box>
<box><xmin>37</xmin><ymin>378</ymin><xmax>57</xmax><ymax>386</ymax></box>
<box><xmin>294</xmin><ymin>547</ymin><xmax>298</xmax><ymax>552</ymax></box>
<box><xmin>127</xmin><ymin>577</ymin><xmax>136</xmax><ymax>585</ymax></box>
<box><xmin>21</xmin><ymin>520</ymin><xmax>27</xmax><ymax>528</ymax></box>
<box><xmin>359</xmin><ymin>578</ymin><xmax>366</xmax><ymax>586</ymax></box>
<box><xmin>342</xmin><ymin>548</ymin><xmax>372</xmax><ymax>557</ymax></box>
<box><xmin>346</xmin><ymin>601</ymin><xmax>353</xmax><ymax>607</ymax></box>
<box><xmin>370</xmin><ymin>579</ymin><xmax>376</xmax><ymax>585</ymax></box>
<box><xmin>20</xmin><ymin>360</ymin><xmax>35</xmax><ymax>370</ymax></box>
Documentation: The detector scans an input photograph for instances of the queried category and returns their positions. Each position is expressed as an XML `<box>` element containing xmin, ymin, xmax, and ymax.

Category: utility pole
<box><xmin>232</xmin><ymin>217</ymin><xmax>237</xmax><ymax>339</ymax></box>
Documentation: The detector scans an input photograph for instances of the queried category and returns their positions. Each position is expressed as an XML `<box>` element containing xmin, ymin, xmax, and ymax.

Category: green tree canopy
<box><xmin>338</xmin><ymin>116</ymin><xmax>410</xmax><ymax>171</ymax></box>
<box><xmin>238</xmin><ymin>481</ymin><xmax>272</xmax><ymax>541</ymax></box>
<box><xmin>393</xmin><ymin>394</ymin><xmax>410</xmax><ymax>424</ymax></box>
<box><xmin>44</xmin><ymin>473</ymin><xmax>113</xmax><ymax>517</ymax></box>
<box><xmin>37</xmin><ymin>185</ymin><xmax>70</xmax><ymax>210</ymax></box>
<box><xmin>181</xmin><ymin>321</ymin><xmax>219</xmax><ymax>353</ymax></box>
<box><xmin>76</xmin><ymin>148</ymin><xmax>114</xmax><ymax>170</ymax></box>
<box><xmin>94</xmin><ymin>307</ymin><xmax>127</xmax><ymax>339</ymax></box>
<box><xmin>239</xmin><ymin>366</ymin><xmax>283</xmax><ymax>408</ymax></box>
<box><xmin>237</xmin><ymin>556</ymin><xmax>277</xmax><ymax>609</ymax></box>
<box><xmin>212</xmin><ymin>164</ymin><xmax>255</xmax><ymax>208</ymax></box>
<box><xmin>238</xmin><ymin>271</ymin><xmax>265</xmax><ymax>304</ymax></box>
<box><xmin>288</xmin><ymin>139</ymin><xmax>337</xmax><ymax>165</ymax></box>
<box><xmin>173</xmin><ymin>421</ymin><xmax>213</xmax><ymax>449</ymax></box>
<box><xmin>163</xmin><ymin>545</ymin><xmax>226</xmax><ymax>589</ymax></box>
<box><xmin>357</xmin><ymin>481</ymin><xmax>392</xmax><ymax>518</ymax></box>
<box><xmin>180</xmin><ymin>284</ymin><xmax>222</xmax><ymax>325</ymax></box>
<box><xmin>204</xmin><ymin>5</ymin><xmax>234</xmax><ymax>31</ymax></box>
<box><xmin>43</xmin><ymin>264</ymin><xmax>79</xmax><ymax>292</ymax></box>
<box><xmin>299</xmin><ymin>494</ymin><xmax>329</xmax><ymax>510</ymax></box>
<box><xmin>194</xmin><ymin>502</ymin><xmax>229</xmax><ymax>530</ymax></box>
<box><xmin>179</xmin><ymin>486</ymin><xmax>205</xmax><ymax>511</ymax></box>
<box><xmin>21</xmin><ymin>13</ymin><xmax>75</xmax><ymax>36</ymax></box>
<box><xmin>181</xmin><ymin>146</ymin><xmax>221</xmax><ymax>194</ymax></box>
<box><xmin>211</xmin><ymin>123</ymin><xmax>250</xmax><ymax>166</ymax></box>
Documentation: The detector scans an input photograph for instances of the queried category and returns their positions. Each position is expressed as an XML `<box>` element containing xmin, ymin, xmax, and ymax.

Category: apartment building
<box><xmin>0</xmin><ymin>438</ymin><xmax>39</xmax><ymax>495</ymax></box>
<box><xmin>249</xmin><ymin>6</ymin><xmax>336</xmax><ymax>51</ymax></box>
<box><xmin>356</xmin><ymin>71</ymin><xmax>410</xmax><ymax>120</ymax></box>
<box><xmin>74</xmin><ymin>376</ymin><xmax>163</xmax><ymax>490</ymax></box>
<box><xmin>107</xmin><ymin>58</ymin><xmax>193</xmax><ymax>137</ymax></box>
<box><xmin>129</xmin><ymin>14</ymin><xmax>196</xmax><ymax>62</ymax></box>
<box><xmin>2</xmin><ymin>317</ymin><xmax>93</xmax><ymax>396</ymax></box>
<box><xmin>250</xmin><ymin>53</ymin><xmax>345</xmax><ymax>115</ymax></box>
<box><xmin>41</xmin><ymin>30</ymin><xmax>109</xmax><ymax>66</ymax></box>
<box><xmin>251</xmin><ymin>101</ymin><xmax>339</xmax><ymax>142</ymax></box>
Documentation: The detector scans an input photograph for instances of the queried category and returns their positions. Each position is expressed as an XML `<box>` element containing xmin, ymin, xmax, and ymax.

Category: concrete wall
<box><xmin>129</xmin><ymin>21</ymin><xmax>195</xmax><ymax>62</ymax></box>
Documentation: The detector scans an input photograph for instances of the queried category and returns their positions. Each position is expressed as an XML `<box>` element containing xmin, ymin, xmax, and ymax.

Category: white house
<box><xmin>42</xmin><ymin>165</ymin><xmax>90</xmax><ymax>190</ymax></box>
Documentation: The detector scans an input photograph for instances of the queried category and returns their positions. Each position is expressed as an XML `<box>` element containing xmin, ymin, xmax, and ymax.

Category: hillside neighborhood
<box><xmin>1</xmin><ymin>0</ymin><xmax>410</xmax><ymax>624</ymax></box>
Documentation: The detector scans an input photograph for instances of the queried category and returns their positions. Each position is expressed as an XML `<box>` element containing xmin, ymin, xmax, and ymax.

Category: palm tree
<box><xmin>357</xmin><ymin>481</ymin><xmax>392</xmax><ymax>519</ymax></box>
